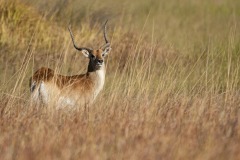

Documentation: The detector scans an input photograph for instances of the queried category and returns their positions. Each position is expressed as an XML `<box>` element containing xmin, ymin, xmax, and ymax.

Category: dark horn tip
<box><xmin>105</xmin><ymin>19</ymin><xmax>108</xmax><ymax>24</ymax></box>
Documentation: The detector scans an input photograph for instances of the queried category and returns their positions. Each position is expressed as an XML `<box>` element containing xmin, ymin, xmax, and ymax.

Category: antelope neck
<box><xmin>86</xmin><ymin>64</ymin><xmax>106</xmax><ymax>99</ymax></box>
<box><xmin>86</xmin><ymin>64</ymin><xmax>106</xmax><ymax>85</ymax></box>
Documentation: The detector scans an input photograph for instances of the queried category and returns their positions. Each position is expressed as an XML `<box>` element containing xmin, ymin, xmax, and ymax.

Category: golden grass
<box><xmin>0</xmin><ymin>0</ymin><xmax>240</xmax><ymax>159</ymax></box>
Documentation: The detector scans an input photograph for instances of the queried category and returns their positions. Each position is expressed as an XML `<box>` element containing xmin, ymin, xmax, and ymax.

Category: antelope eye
<box><xmin>91</xmin><ymin>55</ymin><xmax>96</xmax><ymax>59</ymax></box>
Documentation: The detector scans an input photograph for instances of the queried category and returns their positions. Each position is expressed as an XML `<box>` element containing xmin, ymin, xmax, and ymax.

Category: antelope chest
<box><xmin>93</xmin><ymin>69</ymin><xmax>105</xmax><ymax>99</ymax></box>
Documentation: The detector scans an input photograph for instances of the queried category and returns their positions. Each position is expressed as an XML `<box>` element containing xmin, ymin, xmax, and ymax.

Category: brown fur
<box><xmin>29</xmin><ymin>67</ymin><xmax>94</xmax><ymax>92</ymax></box>
<box><xmin>29</xmin><ymin>67</ymin><xmax>54</xmax><ymax>87</ymax></box>
<box><xmin>92</xmin><ymin>49</ymin><xmax>103</xmax><ymax>59</ymax></box>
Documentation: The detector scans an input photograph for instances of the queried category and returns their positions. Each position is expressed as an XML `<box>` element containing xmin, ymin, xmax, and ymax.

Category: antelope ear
<box><xmin>81</xmin><ymin>49</ymin><xmax>90</xmax><ymax>58</ymax></box>
<box><xmin>102</xmin><ymin>47</ymin><xmax>111</xmax><ymax>57</ymax></box>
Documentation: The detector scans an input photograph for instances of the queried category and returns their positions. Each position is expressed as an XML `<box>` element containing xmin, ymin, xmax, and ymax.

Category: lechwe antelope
<box><xmin>29</xmin><ymin>21</ymin><xmax>111</xmax><ymax>108</ymax></box>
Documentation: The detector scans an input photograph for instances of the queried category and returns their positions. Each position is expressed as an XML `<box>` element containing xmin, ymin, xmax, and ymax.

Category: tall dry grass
<box><xmin>0</xmin><ymin>0</ymin><xmax>240</xmax><ymax>159</ymax></box>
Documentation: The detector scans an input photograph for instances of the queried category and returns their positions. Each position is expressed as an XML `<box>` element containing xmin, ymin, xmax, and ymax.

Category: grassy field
<box><xmin>0</xmin><ymin>0</ymin><xmax>240</xmax><ymax>159</ymax></box>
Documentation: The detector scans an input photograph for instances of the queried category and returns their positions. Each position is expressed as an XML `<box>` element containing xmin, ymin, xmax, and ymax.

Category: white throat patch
<box><xmin>94</xmin><ymin>69</ymin><xmax>105</xmax><ymax>99</ymax></box>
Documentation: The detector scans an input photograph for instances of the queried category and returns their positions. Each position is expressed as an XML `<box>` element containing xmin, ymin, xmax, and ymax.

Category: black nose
<box><xmin>98</xmin><ymin>59</ymin><xmax>103</xmax><ymax>63</ymax></box>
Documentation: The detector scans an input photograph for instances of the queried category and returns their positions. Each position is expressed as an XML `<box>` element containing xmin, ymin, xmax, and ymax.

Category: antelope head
<box><xmin>68</xmin><ymin>20</ymin><xmax>111</xmax><ymax>72</ymax></box>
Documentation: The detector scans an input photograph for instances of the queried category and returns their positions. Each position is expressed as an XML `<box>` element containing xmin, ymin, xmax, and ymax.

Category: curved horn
<box><xmin>101</xmin><ymin>20</ymin><xmax>110</xmax><ymax>49</ymax></box>
<box><xmin>103</xmin><ymin>20</ymin><xmax>109</xmax><ymax>44</ymax></box>
<box><xmin>68</xmin><ymin>25</ymin><xmax>92</xmax><ymax>52</ymax></box>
